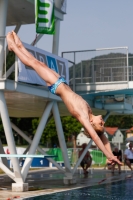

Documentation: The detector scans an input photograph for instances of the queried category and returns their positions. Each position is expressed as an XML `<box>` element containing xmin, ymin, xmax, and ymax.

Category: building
<box><xmin>76</xmin><ymin>128</ymin><xmax>96</xmax><ymax>147</ymax></box>
<box><xmin>104</xmin><ymin>127</ymin><xmax>123</xmax><ymax>149</ymax></box>
<box><xmin>126</xmin><ymin>127</ymin><xmax>133</xmax><ymax>138</ymax></box>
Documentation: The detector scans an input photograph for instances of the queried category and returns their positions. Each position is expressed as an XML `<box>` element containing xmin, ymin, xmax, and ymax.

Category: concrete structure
<box><xmin>0</xmin><ymin>167</ymin><xmax>131</xmax><ymax>199</ymax></box>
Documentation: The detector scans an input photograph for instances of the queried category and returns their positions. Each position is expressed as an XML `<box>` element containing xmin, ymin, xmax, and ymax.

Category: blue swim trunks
<box><xmin>48</xmin><ymin>76</ymin><xmax>67</xmax><ymax>94</ymax></box>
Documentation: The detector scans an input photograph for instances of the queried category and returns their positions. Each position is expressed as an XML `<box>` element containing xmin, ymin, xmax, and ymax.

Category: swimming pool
<box><xmin>23</xmin><ymin>179</ymin><xmax>133</xmax><ymax>200</ymax></box>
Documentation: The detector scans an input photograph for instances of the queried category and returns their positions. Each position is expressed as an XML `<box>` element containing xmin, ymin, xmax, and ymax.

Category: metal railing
<box><xmin>62</xmin><ymin>47</ymin><xmax>131</xmax><ymax>91</ymax></box>
<box><xmin>67</xmin><ymin>148</ymin><xmax>106</xmax><ymax>166</ymax></box>
<box><xmin>0</xmin><ymin>36</ymin><xmax>6</xmax><ymax>80</ymax></box>
<box><xmin>69</xmin><ymin>66</ymin><xmax>133</xmax><ymax>85</ymax></box>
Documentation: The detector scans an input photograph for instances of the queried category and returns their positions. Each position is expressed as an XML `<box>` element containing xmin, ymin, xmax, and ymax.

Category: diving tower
<box><xmin>0</xmin><ymin>0</ymin><xmax>78</xmax><ymax>192</ymax></box>
<box><xmin>0</xmin><ymin>0</ymin><xmax>132</xmax><ymax>193</ymax></box>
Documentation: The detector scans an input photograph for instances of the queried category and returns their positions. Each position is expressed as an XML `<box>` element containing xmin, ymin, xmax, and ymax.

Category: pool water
<box><xmin>23</xmin><ymin>179</ymin><xmax>133</xmax><ymax>200</ymax></box>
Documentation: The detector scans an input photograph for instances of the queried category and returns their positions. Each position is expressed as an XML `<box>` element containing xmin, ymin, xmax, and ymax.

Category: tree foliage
<box><xmin>32</xmin><ymin>116</ymin><xmax>82</xmax><ymax>147</ymax></box>
<box><xmin>105</xmin><ymin>115</ymin><xmax>133</xmax><ymax>129</ymax></box>
<box><xmin>6</xmin><ymin>51</ymin><xmax>15</xmax><ymax>79</ymax></box>
<box><xmin>1</xmin><ymin>114</ymin><xmax>133</xmax><ymax>146</ymax></box>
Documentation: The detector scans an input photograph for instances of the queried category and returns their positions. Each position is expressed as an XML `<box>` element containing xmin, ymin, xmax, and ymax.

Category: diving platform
<box><xmin>62</xmin><ymin>47</ymin><xmax>133</xmax><ymax>115</ymax></box>
<box><xmin>1</xmin><ymin>79</ymin><xmax>70</xmax><ymax>118</ymax></box>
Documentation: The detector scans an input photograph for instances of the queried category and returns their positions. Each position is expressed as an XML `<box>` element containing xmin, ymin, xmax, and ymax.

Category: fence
<box><xmin>90</xmin><ymin>149</ymin><xmax>106</xmax><ymax>165</ymax></box>
<box><xmin>62</xmin><ymin>47</ymin><xmax>133</xmax><ymax>91</ymax></box>
<box><xmin>46</xmin><ymin>148</ymin><xmax>106</xmax><ymax>166</ymax></box>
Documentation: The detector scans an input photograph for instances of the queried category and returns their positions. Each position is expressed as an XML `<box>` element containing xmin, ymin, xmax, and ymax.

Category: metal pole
<box><xmin>0</xmin><ymin>91</ymin><xmax>23</xmax><ymax>182</ymax></box>
<box><xmin>15</xmin><ymin>55</ymin><xmax>18</xmax><ymax>89</ymax></box>
<box><xmin>18</xmin><ymin>145</ymin><xmax>31</xmax><ymax>163</ymax></box>
<box><xmin>0</xmin><ymin>161</ymin><xmax>15</xmax><ymax>180</ymax></box>
<box><xmin>72</xmin><ymin>139</ymin><xmax>93</xmax><ymax>175</ymax></box>
<box><xmin>22</xmin><ymin>101</ymin><xmax>53</xmax><ymax>181</ymax></box>
<box><xmin>81</xmin><ymin>61</ymin><xmax>83</xmax><ymax>83</ymax></box>
<box><xmin>0</xmin><ymin>139</ymin><xmax>9</xmax><ymax>168</ymax></box>
<box><xmin>31</xmin><ymin>34</ymin><xmax>43</xmax><ymax>46</ymax></box>
<box><xmin>103</xmin><ymin>111</ymin><xmax>111</xmax><ymax>122</ymax></box>
<box><xmin>52</xmin><ymin>19</ymin><xmax>60</xmax><ymax>55</ymax></box>
<box><xmin>73</xmin><ymin>52</ymin><xmax>76</xmax><ymax>92</ymax></box>
<box><xmin>127</xmin><ymin>47</ymin><xmax>129</xmax><ymax>87</ymax></box>
<box><xmin>11</xmin><ymin>122</ymin><xmax>65</xmax><ymax>172</ymax></box>
<box><xmin>52</xmin><ymin>102</ymin><xmax>72</xmax><ymax>175</ymax></box>
<box><xmin>0</xmin><ymin>0</ymin><xmax>8</xmax><ymax>77</ymax></box>
<box><xmin>92</xmin><ymin>60</ymin><xmax>94</xmax><ymax>83</ymax></box>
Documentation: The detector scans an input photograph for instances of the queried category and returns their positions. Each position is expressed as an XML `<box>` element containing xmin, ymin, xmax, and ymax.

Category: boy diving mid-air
<box><xmin>6</xmin><ymin>31</ymin><xmax>122</xmax><ymax>166</ymax></box>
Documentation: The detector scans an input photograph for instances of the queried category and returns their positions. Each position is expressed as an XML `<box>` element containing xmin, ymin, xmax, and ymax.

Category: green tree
<box><xmin>0</xmin><ymin>118</ymin><xmax>5</xmax><ymax>144</ymax></box>
<box><xmin>61</xmin><ymin>116</ymin><xmax>82</xmax><ymax>137</ymax></box>
<box><xmin>11</xmin><ymin>117</ymin><xmax>33</xmax><ymax>145</ymax></box>
<box><xmin>105</xmin><ymin>115</ymin><xmax>133</xmax><ymax>129</ymax></box>
<box><xmin>32</xmin><ymin>116</ymin><xmax>82</xmax><ymax>147</ymax></box>
<box><xmin>6</xmin><ymin>51</ymin><xmax>15</xmax><ymax>79</ymax></box>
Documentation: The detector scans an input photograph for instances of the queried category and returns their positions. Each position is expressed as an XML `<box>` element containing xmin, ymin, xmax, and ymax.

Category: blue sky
<box><xmin>6</xmin><ymin>1</ymin><xmax>133</xmax><ymax>56</ymax></box>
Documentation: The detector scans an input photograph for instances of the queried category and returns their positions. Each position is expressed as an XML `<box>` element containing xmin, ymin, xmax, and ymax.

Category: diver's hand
<box><xmin>107</xmin><ymin>156</ymin><xmax>122</xmax><ymax>165</ymax></box>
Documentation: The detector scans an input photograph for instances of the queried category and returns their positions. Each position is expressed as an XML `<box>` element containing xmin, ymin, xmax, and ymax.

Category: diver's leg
<box><xmin>12</xmin><ymin>31</ymin><xmax>37</xmax><ymax>60</ymax></box>
<box><xmin>6</xmin><ymin>32</ymin><xmax>59</xmax><ymax>86</ymax></box>
<box><xmin>12</xmin><ymin>31</ymin><xmax>60</xmax><ymax>78</ymax></box>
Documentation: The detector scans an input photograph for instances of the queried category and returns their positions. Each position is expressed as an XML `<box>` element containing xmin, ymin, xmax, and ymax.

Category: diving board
<box><xmin>0</xmin><ymin>154</ymin><xmax>56</xmax><ymax>158</ymax></box>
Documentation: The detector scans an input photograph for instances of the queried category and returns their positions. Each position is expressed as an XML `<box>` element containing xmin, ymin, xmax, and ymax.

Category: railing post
<box><xmin>0</xmin><ymin>0</ymin><xmax>8</xmax><ymax>77</ymax></box>
<box><xmin>73</xmin><ymin>52</ymin><xmax>76</xmax><ymax>92</ymax></box>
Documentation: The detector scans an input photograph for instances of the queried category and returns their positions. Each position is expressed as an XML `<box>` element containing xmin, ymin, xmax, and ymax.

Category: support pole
<box><xmin>22</xmin><ymin>101</ymin><xmax>53</xmax><ymax>181</ymax></box>
<box><xmin>0</xmin><ymin>139</ymin><xmax>9</xmax><ymax>168</ymax></box>
<box><xmin>52</xmin><ymin>103</ymin><xmax>71</xmax><ymax>174</ymax></box>
<box><xmin>31</xmin><ymin>34</ymin><xmax>43</xmax><ymax>46</ymax></box>
<box><xmin>52</xmin><ymin>19</ymin><xmax>60</xmax><ymax>55</ymax></box>
<box><xmin>72</xmin><ymin>140</ymin><xmax>93</xmax><ymax>175</ymax></box>
<box><xmin>0</xmin><ymin>91</ymin><xmax>23</xmax><ymax>182</ymax></box>
<box><xmin>18</xmin><ymin>145</ymin><xmax>31</xmax><ymax>163</ymax></box>
<box><xmin>0</xmin><ymin>0</ymin><xmax>8</xmax><ymax>77</ymax></box>
<box><xmin>104</xmin><ymin>111</ymin><xmax>111</xmax><ymax>122</ymax></box>
<box><xmin>0</xmin><ymin>161</ymin><xmax>15</xmax><ymax>180</ymax></box>
<box><xmin>11</xmin><ymin>122</ymin><xmax>65</xmax><ymax>172</ymax></box>
<box><xmin>52</xmin><ymin>102</ymin><xmax>76</xmax><ymax>185</ymax></box>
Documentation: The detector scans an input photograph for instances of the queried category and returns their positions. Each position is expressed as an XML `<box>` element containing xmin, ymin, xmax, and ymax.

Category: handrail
<box><xmin>0</xmin><ymin>154</ymin><xmax>57</xmax><ymax>158</ymax></box>
<box><xmin>0</xmin><ymin>36</ymin><xmax>6</xmax><ymax>38</ymax></box>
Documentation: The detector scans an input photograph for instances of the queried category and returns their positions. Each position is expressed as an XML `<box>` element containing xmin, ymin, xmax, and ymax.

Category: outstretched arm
<box><xmin>99</xmin><ymin>134</ymin><xmax>113</xmax><ymax>155</ymax></box>
<box><xmin>78</xmin><ymin>114</ymin><xmax>122</xmax><ymax>165</ymax></box>
<box><xmin>99</xmin><ymin>134</ymin><xmax>117</xmax><ymax>165</ymax></box>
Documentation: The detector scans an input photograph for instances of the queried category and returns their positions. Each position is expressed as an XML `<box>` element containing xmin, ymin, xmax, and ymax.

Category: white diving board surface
<box><xmin>0</xmin><ymin>154</ymin><xmax>56</xmax><ymax>158</ymax></box>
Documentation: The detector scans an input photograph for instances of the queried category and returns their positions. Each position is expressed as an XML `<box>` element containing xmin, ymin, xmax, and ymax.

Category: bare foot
<box><xmin>6</xmin><ymin>32</ymin><xmax>16</xmax><ymax>51</ymax></box>
<box><xmin>12</xmin><ymin>31</ymin><xmax>23</xmax><ymax>48</ymax></box>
